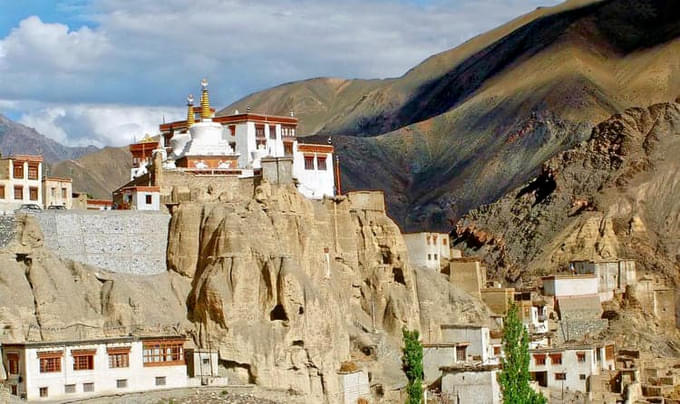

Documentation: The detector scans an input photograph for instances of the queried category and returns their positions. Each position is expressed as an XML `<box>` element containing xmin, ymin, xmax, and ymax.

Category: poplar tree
<box><xmin>402</xmin><ymin>328</ymin><xmax>424</xmax><ymax>404</ymax></box>
<box><xmin>498</xmin><ymin>302</ymin><xmax>546</xmax><ymax>404</ymax></box>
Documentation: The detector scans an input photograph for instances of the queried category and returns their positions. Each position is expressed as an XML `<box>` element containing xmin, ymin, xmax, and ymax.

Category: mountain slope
<box><xmin>454</xmin><ymin>99</ymin><xmax>680</xmax><ymax>281</ymax></box>
<box><xmin>0</xmin><ymin>115</ymin><xmax>97</xmax><ymax>162</ymax></box>
<box><xmin>220</xmin><ymin>0</ymin><xmax>680</xmax><ymax>231</ymax></box>
<box><xmin>49</xmin><ymin>146</ymin><xmax>132</xmax><ymax>199</ymax></box>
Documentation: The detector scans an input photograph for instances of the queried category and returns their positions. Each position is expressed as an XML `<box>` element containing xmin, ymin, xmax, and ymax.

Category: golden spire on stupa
<box><xmin>200</xmin><ymin>78</ymin><xmax>211</xmax><ymax>120</ymax></box>
<box><xmin>186</xmin><ymin>94</ymin><xmax>195</xmax><ymax>127</ymax></box>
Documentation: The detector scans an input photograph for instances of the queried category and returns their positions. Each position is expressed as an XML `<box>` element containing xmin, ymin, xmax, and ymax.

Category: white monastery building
<box><xmin>571</xmin><ymin>259</ymin><xmax>637</xmax><ymax>301</ymax></box>
<box><xmin>1</xmin><ymin>336</ymin><xmax>189</xmax><ymax>401</ymax></box>
<box><xmin>0</xmin><ymin>155</ymin><xmax>43</xmax><ymax>211</ymax></box>
<box><xmin>404</xmin><ymin>232</ymin><xmax>451</xmax><ymax>271</ymax></box>
<box><xmin>118</xmin><ymin>79</ymin><xmax>338</xmax><ymax>207</ymax></box>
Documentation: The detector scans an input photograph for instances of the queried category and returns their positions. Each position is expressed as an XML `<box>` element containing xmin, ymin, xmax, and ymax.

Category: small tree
<box><xmin>402</xmin><ymin>328</ymin><xmax>424</xmax><ymax>404</ymax></box>
<box><xmin>498</xmin><ymin>302</ymin><xmax>546</xmax><ymax>404</ymax></box>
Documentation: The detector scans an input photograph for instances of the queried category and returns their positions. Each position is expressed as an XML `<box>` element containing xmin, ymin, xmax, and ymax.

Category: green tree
<box><xmin>498</xmin><ymin>302</ymin><xmax>546</xmax><ymax>404</ymax></box>
<box><xmin>402</xmin><ymin>328</ymin><xmax>423</xmax><ymax>404</ymax></box>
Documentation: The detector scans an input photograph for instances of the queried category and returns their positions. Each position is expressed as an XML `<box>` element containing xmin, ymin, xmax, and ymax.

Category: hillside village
<box><xmin>0</xmin><ymin>81</ymin><xmax>678</xmax><ymax>404</ymax></box>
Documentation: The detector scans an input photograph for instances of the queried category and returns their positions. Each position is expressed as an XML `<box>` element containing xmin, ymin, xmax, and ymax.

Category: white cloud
<box><xmin>10</xmin><ymin>102</ymin><xmax>183</xmax><ymax>147</ymax></box>
<box><xmin>0</xmin><ymin>0</ymin><xmax>564</xmax><ymax>146</ymax></box>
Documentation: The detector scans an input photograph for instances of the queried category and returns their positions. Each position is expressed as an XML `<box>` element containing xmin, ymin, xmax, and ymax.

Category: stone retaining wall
<box><xmin>36</xmin><ymin>211</ymin><xmax>170</xmax><ymax>275</ymax></box>
<box><xmin>0</xmin><ymin>214</ymin><xmax>16</xmax><ymax>248</ymax></box>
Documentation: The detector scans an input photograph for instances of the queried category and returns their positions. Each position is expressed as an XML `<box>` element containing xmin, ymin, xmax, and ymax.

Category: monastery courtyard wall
<box><xmin>36</xmin><ymin>211</ymin><xmax>170</xmax><ymax>275</ymax></box>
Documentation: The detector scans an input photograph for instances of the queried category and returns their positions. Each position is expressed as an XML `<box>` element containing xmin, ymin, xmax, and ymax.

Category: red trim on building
<box><xmin>159</xmin><ymin>113</ymin><xmax>298</xmax><ymax>132</ymax></box>
<box><xmin>297</xmin><ymin>144</ymin><xmax>334</xmax><ymax>153</ymax></box>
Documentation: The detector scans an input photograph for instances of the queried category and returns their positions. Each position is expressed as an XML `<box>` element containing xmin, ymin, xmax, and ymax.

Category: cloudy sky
<box><xmin>0</xmin><ymin>0</ymin><xmax>562</xmax><ymax>148</ymax></box>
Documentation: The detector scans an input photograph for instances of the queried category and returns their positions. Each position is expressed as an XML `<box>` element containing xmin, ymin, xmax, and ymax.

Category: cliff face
<box><xmin>0</xmin><ymin>187</ymin><xmax>488</xmax><ymax>402</ymax></box>
<box><xmin>454</xmin><ymin>99</ymin><xmax>680</xmax><ymax>282</ymax></box>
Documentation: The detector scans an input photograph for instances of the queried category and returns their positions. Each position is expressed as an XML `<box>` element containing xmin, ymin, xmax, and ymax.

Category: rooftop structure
<box><xmin>571</xmin><ymin>259</ymin><xmax>637</xmax><ymax>301</ymax></box>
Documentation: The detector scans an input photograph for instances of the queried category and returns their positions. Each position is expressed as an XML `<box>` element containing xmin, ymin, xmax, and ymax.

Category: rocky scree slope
<box><xmin>454</xmin><ymin>99</ymin><xmax>680</xmax><ymax>283</ymax></box>
<box><xmin>220</xmin><ymin>0</ymin><xmax>680</xmax><ymax>231</ymax></box>
<box><xmin>0</xmin><ymin>186</ymin><xmax>488</xmax><ymax>403</ymax></box>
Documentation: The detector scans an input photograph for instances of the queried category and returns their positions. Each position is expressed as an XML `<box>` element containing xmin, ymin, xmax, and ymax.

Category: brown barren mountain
<box><xmin>220</xmin><ymin>0</ymin><xmax>680</xmax><ymax>232</ymax></box>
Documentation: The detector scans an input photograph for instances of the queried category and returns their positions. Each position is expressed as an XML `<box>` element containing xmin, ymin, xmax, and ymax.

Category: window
<box><xmin>143</xmin><ymin>340</ymin><xmax>184</xmax><ymax>366</ymax></box>
<box><xmin>11</xmin><ymin>385</ymin><xmax>17</xmax><ymax>395</ymax></box>
<box><xmin>83</xmin><ymin>383</ymin><xmax>94</xmax><ymax>393</ymax></box>
<box><xmin>255</xmin><ymin>125</ymin><xmax>265</xmax><ymax>138</ymax></box>
<box><xmin>116</xmin><ymin>379</ymin><xmax>128</xmax><ymax>389</ymax></box>
<box><xmin>7</xmin><ymin>353</ymin><xmax>19</xmax><ymax>375</ymax></box>
<box><xmin>51</xmin><ymin>187</ymin><xmax>56</xmax><ymax>198</ymax></box>
<box><xmin>39</xmin><ymin>387</ymin><xmax>48</xmax><ymax>398</ymax></box>
<box><xmin>62</xmin><ymin>188</ymin><xmax>67</xmax><ymax>199</ymax></box>
<box><xmin>282</xmin><ymin>126</ymin><xmax>295</xmax><ymax>137</ymax></box>
<box><xmin>555</xmin><ymin>373</ymin><xmax>566</xmax><ymax>381</ymax></box>
<box><xmin>14</xmin><ymin>186</ymin><xmax>23</xmax><ymax>200</ymax></box>
<box><xmin>550</xmin><ymin>353</ymin><xmax>562</xmax><ymax>365</ymax></box>
<box><xmin>0</xmin><ymin>185</ymin><xmax>4</xmax><ymax>199</ymax></box>
<box><xmin>65</xmin><ymin>384</ymin><xmax>76</xmax><ymax>394</ymax></box>
<box><xmin>39</xmin><ymin>357</ymin><xmax>61</xmax><ymax>373</ymax></box>
<box><xmin>434</xmin><ymin>254</ymin><xmax>438</xmax><ymax>260</ymax></box>
<box><xmin>13</xmin><ymin>164</ymin><xmax>23</xmax><ymax>179</ymax></box>
<box><xmin>433</xmin><ymin>235</ymin><xmax>438</xmax><ymax>243</ymax></box>
<box><xmin>145</xmin><ymin>194</ymin><xmax>152</xmax><ymax>205</ymax></box>
<box><xmin>269</xmin><ymin>125</ymin><xmax>276</xmax><ymax>139</ymax></box>
<box><xmin>494</xmin><ymin>346</ymin><xmax>501</xmax><ymax>356</ymax></box>
<box><xmin>580</xmin><ymin>374</ymin><xmax>586</xmax><ymax>380</ymax></box>
<box><xmin>534</xmin><ymin>355</ymin><xmax>546</xmax><ymax>366</ymax></box>
<box><xmin>426</xmin><ymin>236</ymin><xmax>431</xmax><ymax>245</ymax></box>
<box><xmin>73</xmin><ymin>351</ymin><xmax>95</xmax><ymax>371</ymax></box>
<box><xmin>605</xmin><ymin>345</ymin><xmax>615</xmax><ymax>360</ymax></box>
<box><xmin>576</xmin><ymin>352</ymin><xmax>586</xmax><ymax>363</ymax></box>
<box><xmin>28</xmin><ymin>165</ymin><xmax>38</xmax><ymax>180</ymax></box>
<box><xmin>442</xmin><ymin>237</ymin><xmax>447</xmax><ymax>245</ymax></box>
<box><xmin>456</xmin><ymin>346</ymin><xmax>467</xmax><ymax>361</ymax></box>
<box><xmin>304</xmin><ymin>156</ymin><xmax>314</xmax><ymax>170</ymax></box>
<box><xmin>317</xmin><ymin>156</ymin><xmax>327</xmax><ymax>170</ymax></box>
<box><xmin>228</xmin><ymin>125</ymin><xmax>236</xmax><ymax>136</ymax></box>
<box><xmin>29</xmin><ymin>187</ymin><xmax>38</xmax><ymax>201</ymax></box>
<box><xmin>427</xmin><ymin>254</ymin><xmax>431</xmax><ymax>260</ymax></box>
<box><xmin>108</xmin><ymin>352</ymin><xmax>129</xmax><ymax>368</ymax></box>
<box><xmin>202</xmin><ymin>358</ymin><xmax>210</xmax><ymax>365</ymax></box>
<box><xmin>155</xmin><ymin>376</ymin><xmax>166</xmax><ymax>386</ymax></box>
<box><xmin>284</xmin><ymin>143</ymin><xmax>293</xmax><ymax>156</ymax></box>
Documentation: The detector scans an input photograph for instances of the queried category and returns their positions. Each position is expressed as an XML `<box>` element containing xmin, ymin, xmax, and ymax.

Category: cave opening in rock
<box><xmin>292</xmin><ymin>340</ymin><xmax>304</xmax><ymax>347</ymax></box>
<box><xmin>270</xmin><ymin>304</ymin><xmax>289</xmax><ymax>321</ymax></box>
<box><xmin>392</xmin><ymin>267</ymin><xmax>406</xmax><ymax>285</ymax></box>
<box><xmin>381</xmin><ymin>248</ymin><xmax>392</xmax><ymax>265</ymax></box>
<box><xmin>298</xmin><ymin>306</ymin><xmax>304</xmax><ymax>315</ymax></box>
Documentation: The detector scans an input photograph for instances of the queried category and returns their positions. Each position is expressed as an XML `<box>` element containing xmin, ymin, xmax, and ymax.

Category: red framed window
<box><xmin>534</xmin><ymin>354</ymin><xmax>546</xmax><ymax>365</ymax></box>
<box><xmin>14</xmin><ymin>186</ymin><xmax>23</xmax><ymax>200</ymax></box>
<box><xmin>304</xmin><ymin>156</ymin><xmax>315</xmax><ymax>170</ymax></box>
<box><xmin>269</xmin><ymin>125</ymin><xmax>276</xmax><ymax>139</ymax></box>
<box><xmin>7</xmin><ymin>353</ymin><xmax>19</xmax><ymax>374</ymax></box>
<box><xmin>550</xmin><ymin>353</ymin><xmax>562</xmax><ymax>365</ymax></box>
<box><xmin>576</xmin><ymin>352</ymin><xmax>586</xmax><ymax>362</ymax></box>
<box><xmin>317</xmin><ymin>156</ymin><xmax>327</xmax><ymax>170</ymax></box>
<box><xmin>39</xmin><ymin>357</ymin><xmax>61</xmax><ymax>373</ymax></box>
<box><xmin>13</xmin><ymin>164</ymin><xmax>23</xmax><ymax>179</ymax></box>
<box><xmin>0</xmin><ymin>185</ymin><xmax>5</xmax><ymax>199</ymax></box>
<box><xmin>73</xmin><ymin>354</ymin><xmax>94</xmax><ymax>371</ymax></box>
<box><xmin>28</xmin><ymin>164</ymin><xmax>39</xmax><ymax>180</ymax></box>
<box><xmin>555</xmin><ymin>373</ymin><xmax>566</xmax><ymax>380</ymax></box>
<box><xmin>142</xmin><ymin>340</ymin><xmax>184</xmax><ymax>367</ymax></box>
<box><xmin>29</xmin><ymin>187</ymin><xmax>38</xmax><ymax>201</ymax></box>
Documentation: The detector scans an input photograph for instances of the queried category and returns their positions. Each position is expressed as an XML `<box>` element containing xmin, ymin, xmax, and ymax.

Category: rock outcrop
<box><xmin>0</xmin><ymin>188</ymin><xmax>489</xmax><ymax>403</ymax></box>
<box><xmin>454</xmin><ymin>100</ymin><xmax>680</xmax><ymax>283</ymax></box>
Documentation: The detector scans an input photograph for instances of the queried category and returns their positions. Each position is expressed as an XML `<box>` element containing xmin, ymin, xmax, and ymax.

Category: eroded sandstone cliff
<box><xmin>0</xmin><ymin>186</ymin><xmax>488</xmax><ymax>403</ymax></box>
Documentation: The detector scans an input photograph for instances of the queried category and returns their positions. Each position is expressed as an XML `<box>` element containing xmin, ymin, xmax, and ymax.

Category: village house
<box><xmin>445</xmin><ymin>256</ymin><xmax>486</xmax><ymax>299</ymax></box>
<box><xmin>403</xmin><ymin>232</ymin><xmax>452</xmax><ymax>271</ymax></box>
<box><xmin>571</xmin><ymin>259</ymin><xmax>637</xmax><ymax>301</ymax></box>
<box><xmin>0</xmin><ymin>154</ymin><xmax>43</xmax><ymax>212</ymax></box>
<box><xmin>529</xmin><ymin>343</ymin><xmax>616</xmax><ymax>394</ymax></box>
<box><xmin>1</xmin><ymin>335</ymin><xmax>190</xmax><ymax>401</ymax></box>
<box><xmin>42</xmin><ymin>177</ymin><xmax>72</xmax><ymax>209</ymax></box>
<box><xmin>514</xmin><ymin>290</ymin><xmax>550</xmax><ymax>335</ymax></box>
<box><xmin>113</xmin><ymin>186</ymin><xmax>161</xmax><ymax>210</ymax></box>
<box><xmin>440</xmin><ymin>324</ymin><xmax>498</xmax><ymax>364</ymax></box>
<box><xmin>115</xmin><ymin>79</ymin><xmax>339</xmax><ymax>208</ymax></box>
<box><xmin>440</xmin><ymin>363</ymin><xmax>501</xmax><ymax>404</ymax></box>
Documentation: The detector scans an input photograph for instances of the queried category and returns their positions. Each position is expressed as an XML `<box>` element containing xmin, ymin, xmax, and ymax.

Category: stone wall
<box><xmin>36</xmin><ymin>211</ymin><xmax>170</xmax><ymax>275</ymax></box>
<box><xmin>0</xmin><ymin>214</ymin><xmax>16</xmax><ymax>248</ymax></box>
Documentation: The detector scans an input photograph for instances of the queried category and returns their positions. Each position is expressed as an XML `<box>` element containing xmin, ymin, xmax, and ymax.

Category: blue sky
<box><xmin>0</xmin><ymin>0</ymin><xmax>563</xmax><ymax>147</ymax></box>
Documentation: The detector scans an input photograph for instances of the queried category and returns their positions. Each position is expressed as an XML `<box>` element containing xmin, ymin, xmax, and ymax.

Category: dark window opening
<box><xmin>270</xmin><ymin>304</ymin><xmax>289</xmax><ymax>321</ymax></box>
<box><xmin>392</xmin><ymin>267</ymin><xmax>405</xmax><ymax>285</ymax></box>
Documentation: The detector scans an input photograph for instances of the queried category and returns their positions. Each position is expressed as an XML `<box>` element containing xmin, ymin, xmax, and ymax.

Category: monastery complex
<box><xmin>114</xmin><ymin>79</ymin><xmax>338</xmax><ymax>210</ymax></box>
